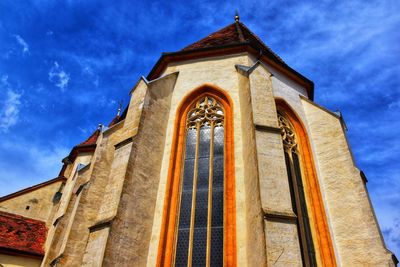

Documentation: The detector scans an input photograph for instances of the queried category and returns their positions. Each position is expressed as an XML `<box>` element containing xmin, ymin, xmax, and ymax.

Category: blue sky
<box><xmin>0</xmin><ymin>0</ymin><xmax>399</xmax><ymax>258</ymax></box>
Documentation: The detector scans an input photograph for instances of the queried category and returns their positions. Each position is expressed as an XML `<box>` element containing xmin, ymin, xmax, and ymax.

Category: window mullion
<box><xmin>206</xmin><ymin>122</ymin><xmax>215</xmax><ymax>267</ymax></box>
<box><xmin>187</xmin><ymin>123</ymin><xmax>201</xmax><ymax>267</ymax></box>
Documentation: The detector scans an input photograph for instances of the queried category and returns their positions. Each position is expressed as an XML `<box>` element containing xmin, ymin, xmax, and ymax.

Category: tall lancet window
<box><xmin>278</xmin><ymin>112</ymin><xmax>317</xmax><ymax>267</ymax></box>
<box><xmin>174</xmin><ymin>96</ymin><xmax>224</xmax><ymax>267</ymax></box>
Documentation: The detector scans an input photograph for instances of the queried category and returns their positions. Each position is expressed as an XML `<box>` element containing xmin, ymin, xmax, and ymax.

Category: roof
<box><xmin>108</xmin><ymin>114</ymin><xmax>121</xmax><ymax>127</ymax></box>
<box><xmin>0</xmin><ymin>211</ymin><xmax>47</xmax><ymax>257</ymax></box>
<box><xmin>77</xmin><ymin>129</ymin><xmax>100</xmax><ymax>147</ymax></box>
<box><xmin>62</xmin><ymin>129</ymin><xmax>100</xmax><ymax>165</ymax></box>
<box><xmin>147</xmin><ymin>20</ymin><xmax>314</xmax><ymax>100</ymax></box>
<box><xmin>182</xmin><ymin>22</ymin><xmax>285</xmax><ymax>65</ymax></box>
<box><xmin>0</xmin><ymin>176</ymin><xmax>66</xmax><ymax>202</ymax></box>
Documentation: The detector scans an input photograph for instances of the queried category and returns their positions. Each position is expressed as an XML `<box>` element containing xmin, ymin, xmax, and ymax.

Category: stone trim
<box><xmin>235</xmin><ymin>61</ymin><xmax>274</xmax><ymax>77</ymax></box>
<box><xmin>75</xmin><ymin>182</ymin><xmax>89</xmax><ymax>195</ymax></box>
<box><xmin>49</xmin><ymin>254</ymin><xmax>62</xmax><ymax>267</ymax></box>
<box><xmin>77</xmin><ymin>163</ymin><xmax>90</xmax><ymax>173</ymax></box>
<box><xmin>360</xmin><ymin>171</ymin><xmax>368</xmax><ymax>184</ymax></box>
<box><xmin>102</xmin><ymin>119</ymin><xmax>125</xmax><ymax>136</ymax></box>
<box><xmin>300</xmin><ymin>95</ymin><xmax>340</xmax><ymax>119</ymax></box>
<box><xmin>88</xmin><ymin>219</ymin><xmax>113</xmax><ymax>233</ymax></box>
<box><xmin>53</xmin><ymin>215</ymin><xmax>64</xmax><ymax>226</ymax></box>
<box><xmin>264</xmin><ymin>210</ymin><xmax>297</xmax><ymax>223</ymax></box>
<box><xmin>114</xmin><ymin>137</ymin><xmax>133</xmax><ymax>149</ymax></box>
<box><xmin>254</xmin><ymin>124</ymin><xmax>281</xmax><ymax>134</ymax></box>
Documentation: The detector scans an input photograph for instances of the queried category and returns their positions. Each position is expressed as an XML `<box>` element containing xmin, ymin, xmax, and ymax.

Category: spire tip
<box><xmin>235</xmin><ymin>10</ymin><xmax>240</xmax><ymax>22</ymax></box>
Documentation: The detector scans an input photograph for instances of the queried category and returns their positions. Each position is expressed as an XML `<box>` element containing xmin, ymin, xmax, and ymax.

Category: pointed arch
<box><xmin>275</xmin><ymin>98</ymin><xmax>336</xmax><ymax>266</ymax></box>
<box><xmin>157</xmin><ymin>84</ymin><xmax>236</xmax><ymax>267</ymax></box>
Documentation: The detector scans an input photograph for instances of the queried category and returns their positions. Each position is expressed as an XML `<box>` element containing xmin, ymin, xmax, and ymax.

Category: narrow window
<box><xmin>175</xmin><ymin>96</ymin><xmax>224</xmax><ymax>267</ymax></box>
<box><xmin>278</xmin><ymin>112</ymin><xmax>317</xmax><ymax>267</ymax></box>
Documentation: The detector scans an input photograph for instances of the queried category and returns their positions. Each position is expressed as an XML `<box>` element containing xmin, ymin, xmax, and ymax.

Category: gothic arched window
<box><xmin>175</xmin><ymin>96</ymin><xmax>224</xmax><ymax>266</ymax></box>
<box><xmin>157</xmin><ymin>87</ymin><xmax>236</xmax><ymax>267</ymax></box>
<box><xmin>278</xmin><ymin>111</ymin><xmax>317</xmax><ymax>266</ymax></box>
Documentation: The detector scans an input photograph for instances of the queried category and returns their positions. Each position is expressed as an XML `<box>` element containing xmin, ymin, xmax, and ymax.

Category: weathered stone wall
<box><xmin>102</xmin><ymin>73</ymin><xmax>178</xmax><ymax>266</ymax></box>
<box><xmin>240</xmin><ymin>62</ymin><xmax>303</xmax><ymax>266</ymax></box>
<box><xmin>41</xmin><ymin>76</ymin><xmax>150</xmax><ymax>266</ymax></box>
<box><xmin>237</xmin><ymin>65</ymin><xmax>267</xmax><ymax>266</ymax></box>
<box><xmin>0</xmin><ymin>181</ymin><xmax>63</xmax><ymax>224</ymax></box>
<box><xmin>302</xmin><ymin>99</ymin><xmax>394</xmax><ymax>266</ymax></box>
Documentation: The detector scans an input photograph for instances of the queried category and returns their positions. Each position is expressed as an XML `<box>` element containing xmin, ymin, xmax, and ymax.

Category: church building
<box><xmin>0</xmin><ymin>16</ymin><xmax>397</xmax><ymax>266</ymax></box>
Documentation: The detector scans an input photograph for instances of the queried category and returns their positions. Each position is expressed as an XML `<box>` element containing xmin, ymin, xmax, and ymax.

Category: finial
<box><xmin>117</xmin><ymin>100</ymin><xmax>123</xmax><ymax>116</ymax></box>
<box><xmin>235</xmin><ymin>10</ymin><xmax>240</xmax><ymax>22</ymax></box>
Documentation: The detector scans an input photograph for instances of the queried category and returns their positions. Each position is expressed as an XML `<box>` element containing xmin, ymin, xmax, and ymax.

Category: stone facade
<box><xmin>0</xmin><ymin>21</ymin><xmax>396</xmax><ymax>267</ymax></box>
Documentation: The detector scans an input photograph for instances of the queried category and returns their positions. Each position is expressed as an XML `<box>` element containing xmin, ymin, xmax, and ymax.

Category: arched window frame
<box><xmin>276</xmin><ymin>99</ymin><xmax>336</xmax><ymax>267</ymax></box>
<box><xmin>157</xmin><ymin>85</ymin><xmax>236</xmax><ymax>267</ymax></box>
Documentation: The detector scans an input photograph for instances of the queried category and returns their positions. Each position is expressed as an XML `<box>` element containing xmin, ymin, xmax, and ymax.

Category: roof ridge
<box><xmin>77</xmin><ymin>129</ymin><xmax>100</xmax><ymax>147</ymax></box>
<box><xmin>237</xmin><ymin>22</ymin><xmax>286</xmax><ymax>64</ymax></box>
<box><xmin>182</xmin><ymin>22</ymin><xmax>239</xmax><ymax>51</ymax></box>
<box><xmin>235</xmin><ymin>21</ymin><xmax>245</xmax><ymax>42</ymax></box>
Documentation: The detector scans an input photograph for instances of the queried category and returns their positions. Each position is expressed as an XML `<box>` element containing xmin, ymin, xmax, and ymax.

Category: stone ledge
<box><xmin>53</xmin><ymin>215</ymin><xmax>64</xmax><ymax>226</ymax></box>
<box><xmin>264</xmin><ymin>210</ymin><xmax>297</xmax><ymax>223</ymax></box>
<box><xmin>254</xmin><ymin>124</ymin><xmax>281</xmax><ymax>134</ymax></box>
<box><xmin>89</xmin><ymin>218</ymin><xmax>114</xmax><ymax>233</ymax></box>
<box><xmin>114</xmin><ymin>137</ymin><xmax>134</xmax><ymax>149</ymax></box>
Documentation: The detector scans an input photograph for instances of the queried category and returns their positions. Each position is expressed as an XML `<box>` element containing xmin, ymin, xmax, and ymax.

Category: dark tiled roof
<box><xmin>0</xmin><ymin>211</ymin><xmax>47</xmax><ymax>257</ymax></box>
<box><xmin>108</xmin><ymin>115</ymin><xmax>121</xmax><ymax>127</ymax></box>
<box><xmin>182</xmin><ymin>23</ymin><xmax>241</xmax><ymax>50</ymax></box>
<box><xmin>77</xmin><ymin>129</ymin><xmax>100</xmax><ymax>147</ymax></box>
<box><xmin>182</xmin><ymin>22</ymin><xmax>286</xmax><ymax>65</ymax></box>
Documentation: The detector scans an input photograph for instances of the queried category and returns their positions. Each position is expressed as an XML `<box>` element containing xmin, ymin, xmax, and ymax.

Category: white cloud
<box><xmin>48</xmin><ymin>61</ymin><xmax>70</xmax><ymax>91</ymax></box>
<box><xmin>0</xmin><ymin>139</ymin><xmax>69</xmax><ymax>196</ymax></box>
<box><xmin>388</xmin><ymin>100</ymin><xmax>400</xmax><ymax>110</ymax></box>
<box><xmin>0</xmin><ymin>75</ymin><xmax>22</xmax><ymax>132</ymax></box>
<box><xmin>13</xmin><ymin>34</ymin><xmax>29</xmax><ymax>54</ymax></box>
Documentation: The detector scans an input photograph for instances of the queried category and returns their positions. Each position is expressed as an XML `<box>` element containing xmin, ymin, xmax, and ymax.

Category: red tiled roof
<box><xmin>0</xmin><ymin>211</ymin><xmax>47</xmax><ymax>257</ymax></box>
<box><xmin>182</xmin><ymin>22</ymin><xmax>286</xmax><ymax>65</ymax></box>
<box><xmin>77</xmin><ymin>129</ymin><xmax>100</xmax><ymax>147</ymax></box>
<box><xmin>182</xmin><ymin>23</ymin><xmax>241</xmax><ymax>51</ymax></box>
<box><xmin>60</xmin><ymin>129</ymin><xmax>99</xmax><ymax>169</ymax></box>
<box><xmin>108</xmin><ymin>115</ymin><xmax>121</xmax><ymax>127</ymax></box>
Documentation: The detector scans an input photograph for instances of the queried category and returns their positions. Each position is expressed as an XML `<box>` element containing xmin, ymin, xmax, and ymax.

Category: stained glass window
<box><xmin>175</xmin><ymin>96</ymin><xmax>224</xmax><ymax>267</ymax></box>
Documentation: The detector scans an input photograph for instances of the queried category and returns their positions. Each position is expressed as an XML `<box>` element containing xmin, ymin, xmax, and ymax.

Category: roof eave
<box><xmin>0</xmin><ymin>247</ymin><xmax>45</xmax><ymax>259</ymax></box>
<box><xmin>147</xmin><ymin>43</ymin><xmax>314</xmax><ymax>100</ymax></box>
<box><xmin>0</xmin><ymin>176</ymin><xmax>67</xmax><ymax>202</ymax></box>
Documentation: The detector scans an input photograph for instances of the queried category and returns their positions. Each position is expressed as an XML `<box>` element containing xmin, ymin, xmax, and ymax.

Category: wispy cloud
<box><xmin>0</xmin><ymin>76</ymin><xmax>22</xmax><ymax>132</ymax></box>
<box><xmin>13</xmin><ymin>34</ymin><xmax>29</xmax><ymax>54</ymax></box>
<box><xmin>382</xmin><ymin>218</ymin><xmax>400</xmax><ymax>255</ymax></box>
<box><xmin>48</xmin><ymin>61</ymin><xmax>70</xmax><ymax>91</ymax></box>
<box><xmin>0</xmin><ymin>137</ymin><xmax>69</xmax><ymax>196</ymax></box>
